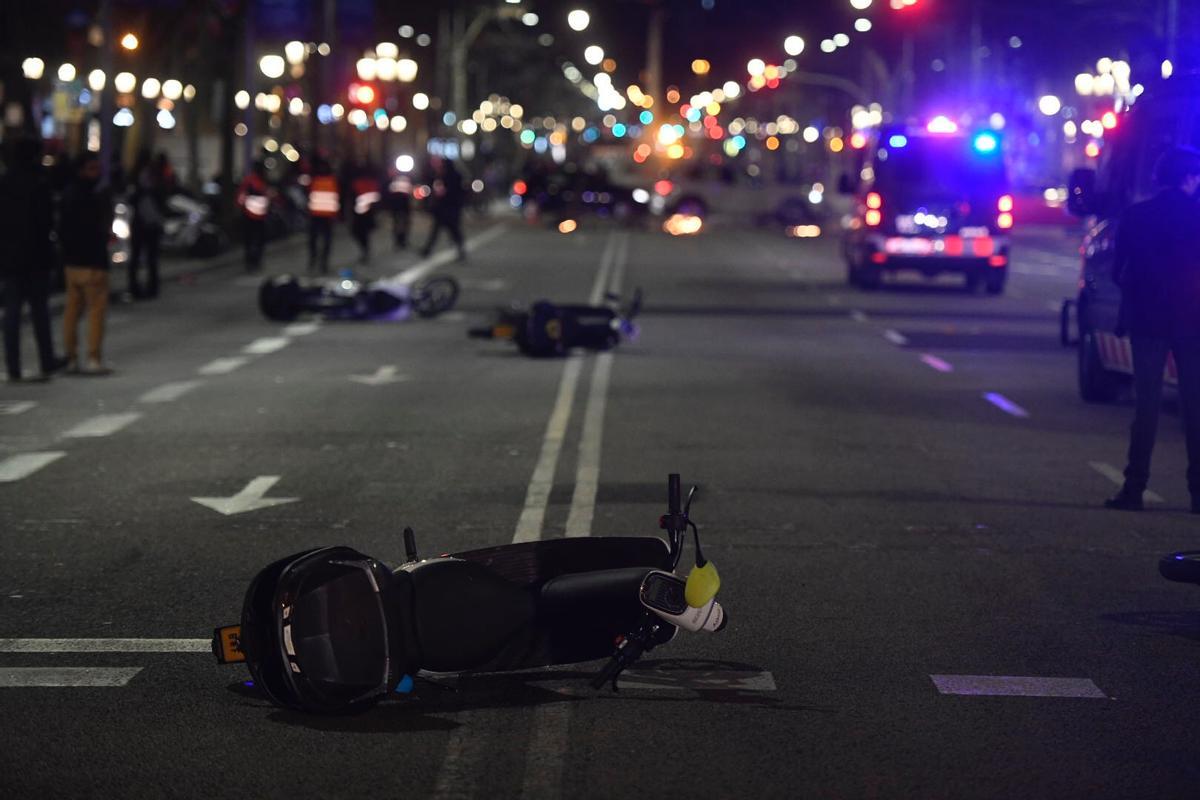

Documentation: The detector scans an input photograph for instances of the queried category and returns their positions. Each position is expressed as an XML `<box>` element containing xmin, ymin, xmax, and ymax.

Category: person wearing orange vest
<box><xmin>236</xmin><ymin>160</ymin><xmax>272</xmax><ymax>272</ymax></box>
<box><xmin>307</xmin><ymin>155</ymin><xmax>340</xmax><ymax>275</ymax></box>
<box><xmin>347</xmin><ymin>158</ymin><xmax>382</xmax><ymax>265</ymax></box>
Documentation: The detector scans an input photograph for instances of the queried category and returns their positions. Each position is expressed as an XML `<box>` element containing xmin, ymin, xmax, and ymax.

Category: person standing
<box><xmin>128</xmin><ymin>150</ymin><xmax>168</xmax><ymax>298</ymax></box>
<box><xmin>386</xmin><ymin>164</ymin><xmax>413</xmax><ymax>250</ymax></box>
<box><xmin>0</xmin><ymin>137</ymin><xmax>61</xmax><ymax>383</ymax></box>
<box><xmin>236</xmin><ymin>160</ymin><xmax>272</xmax><ymax>272</ymax></box>
<box><xmin>59</xmin><ymin>153</ymin><xmax>115</xmax><ymax>375</ymax></box>
<box><xmin>420</xmin><ymin>156</ymin><xmax>466</xmax><ymax>261</ymax></box>
<box><xmin>348</xmin><ymin>158</ymin><xmax>381</xmax><ymax>265</ymax></box>
<box><xmin>306</xmin><ymin>155</ymin><xmax>339</xmax><ymax>275</ymax></box>
<box><xmin>1105</xmin><ymin>146</ymin><xmax>1200</xmax><ymax>514</ymax></box>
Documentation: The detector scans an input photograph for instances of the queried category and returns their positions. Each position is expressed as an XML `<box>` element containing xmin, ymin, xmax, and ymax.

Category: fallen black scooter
<box><xmin>468</xmin><ymin>290</ymin><xmax>641</xmax><ymax>357</ymax></box>
<box><xmin>212</xmin><ymin>473</ymin><xmax>725</xmax><ymax>713</ymax></box>
<box><xmin>259</xmin><ymin>272</ymin><xmax>459</xmax><ymax>323</ymax></box>
<box><xmin>1159</xmin><ymin>551</ymin><xmax>1200</xmax><ymax>588</ymax></box>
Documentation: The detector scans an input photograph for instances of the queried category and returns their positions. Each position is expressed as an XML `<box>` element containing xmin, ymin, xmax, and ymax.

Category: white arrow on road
<box><xmin>191</xmin><ymin>476</ymin><xmax>299</xmax><ymax>516</ymax></box>
<box><xmin>348</xmin><ymin>365</ymin><xmax>406</xmax><ymax>386</ymax></box>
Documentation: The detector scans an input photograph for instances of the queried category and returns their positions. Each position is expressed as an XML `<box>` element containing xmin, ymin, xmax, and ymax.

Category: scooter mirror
<box><xmin>684</xmin><ymin>561</ymin><xmax>720</xmax><ymax>608</ymax></box>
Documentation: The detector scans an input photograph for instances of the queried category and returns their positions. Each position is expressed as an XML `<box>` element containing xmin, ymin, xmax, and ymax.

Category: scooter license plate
<box><xmin>212</xmin><ymin>625</ymin><xmax>246</xmax><ymax>664</ymax></box>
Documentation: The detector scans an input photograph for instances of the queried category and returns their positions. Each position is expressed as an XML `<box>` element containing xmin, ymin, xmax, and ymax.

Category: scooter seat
<box><xmin>1159</xmin><ymin>551</ymin><xmax>1200</xmax><ymax>585</ymax></box>
<box><xmin>408</xmin><ymin>558</ymin><xmax>536</xmax><ymax>672</ymax></box>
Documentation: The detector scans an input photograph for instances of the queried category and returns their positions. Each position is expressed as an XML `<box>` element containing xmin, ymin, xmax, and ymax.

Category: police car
<box><xmin>843</xmin><ymin>117</ymin><xmax>1013</xmax><ymax>293</ymax></box>
<box><xmin>1063</xmin><ymin>72</ymin><xmax>1198</xmax><ymax>402</ymax></box>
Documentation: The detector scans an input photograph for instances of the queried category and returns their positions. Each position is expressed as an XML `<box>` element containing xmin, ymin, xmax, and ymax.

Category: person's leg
<box><xmin>421</xmin><ymin>217</ymin><xmax>442</xmax><ymax>256</ymax></box>
<box><xmin>450</xmin><ymin>214</ymin><xmax>466</xmax><ymax>259</ymax></box>
<box><xmin>318</xmin><ymin>219</ymin><xmax>332</xmax><ymax>273</ymax></box>
<box><xmin>3</xmin><ymin>279</ymin><xmax>24</xmax><ymax>379</ymax></box>
<box><xmin>62</xmin><ymin>267</ymin><xmax>85</xmax><ymax>369</ymax></box>
<box><xmin>242</xmin><ymin>217</ymin><xmax>254</xmax><ymax>269</ymax></box>
<box><xmin>27</xmin><ymin>270</ymin><xmax>56</xmax><ymax>373</ymax></box>
<box><xmin>248</xmin><ymin>220</ymin><xmax>265</xmax><ymax>269</ymax></box>
<box><xmin>84</xmin><ymin>268</ymin><xmax>110</xmax><ymax>363</ymax></box>
<box><xmin>1170</xmin><ymin>338</ymin><xmax>1200</xmax><ymax>504</ymax></box>
<box><xmin>146</xmin><ymin>227</ymin><xmax>161</xmax><ymax>297</ymax></box>
<box><xmin>307</xmin><ymin>219</ymin><xmax>318</xmax><ymax>272</ymax></box>
<box><xmin>1123</xmin><ymin>335</ymin><xmax>1172</xmax><ymax>493</ymax></box>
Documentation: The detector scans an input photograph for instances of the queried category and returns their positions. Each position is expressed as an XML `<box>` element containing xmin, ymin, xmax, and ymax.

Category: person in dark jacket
<box><xmin>60</xmin><ymin>154</ymin><xmax>115</xmax><ymax>375</ymax></box>
<box><xmin>1106</xmin><ymin>146</ymin><xmax>1200</xmax><ymax>513</ymax></box>
<box><xmin>420</xmin><ymin>156</ymin><xmax>466</xmax><ymax>261</ymax></box>
<box><xmin>128</xmin><ymin>150</ymin><xmax>170</xmax><ymax>298</ymax></box>
<box><xmin>0</xmin><ymin>137</ymin><xmax>61</xmax><ymax>382</ymax></box>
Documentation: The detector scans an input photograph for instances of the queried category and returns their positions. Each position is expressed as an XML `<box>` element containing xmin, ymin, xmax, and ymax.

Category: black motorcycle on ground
<box><xmin>212</xmin><ymin>474</ymin><xmax>725</xmax><ymax>714</ymax></box>
<box><xmin>1159</xmin><ymin>551</ymin><xmax>1200</xmax><ymax>589</ymax></box>
<box><xmin>258</xmin><ymin>273</ymin><xmax>459</xmax><ymax>323</ymax></box>
<box><xmin>469</xmin><ymin>289</ymin><xmax>642</xmax><ymax>357</ymax></box>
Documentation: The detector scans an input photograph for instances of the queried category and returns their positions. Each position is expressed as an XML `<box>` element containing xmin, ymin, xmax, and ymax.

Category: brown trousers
<box><xmin>63</xmin><ymin>266</ymin><xmax>109</xmax><ymax>362</ymax></box>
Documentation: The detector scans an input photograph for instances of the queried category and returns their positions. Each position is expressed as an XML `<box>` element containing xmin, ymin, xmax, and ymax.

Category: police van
<box><xmin>842</xmin><ymin>117</ymin><xmax>1013</xmax><ymax>293</ymax></box>
<box><xmin>1063</xmin><ymin>72</ymin><xmax>1199</xmax><ymax>402</ymax></box>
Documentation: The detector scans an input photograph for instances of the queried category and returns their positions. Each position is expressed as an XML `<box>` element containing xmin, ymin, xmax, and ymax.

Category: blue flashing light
<box><xmin>888</xmin><ymin>134</ymin><xmax>908</xmax><ymax>148</ymax></box>
<box><xmin>639</xmin><ymin>110</ymin><xmax>654</xmax><ymax>125</ymax></box>
<box><xmin>582</xmin><ymin>127</ymin><xmax>600</xmax><ymax>143</ymax></box>
<box><xmin>612</xmin><ymin>122</ymin><xmax>627</xmax><ymax>138</ymax></box>
<box><xmin>732</xmin><ymin>134</ymin><xmax>746</xmax><ymax>150</ymax></box>
<box><xmin>973</xmin><ymin>132</ymin><xmax>999</xmax><ymax>153</ymax></box>
<box><xmin>316</xmin><ymin>104</ymin><xmax>334</xmax><ymax>124</ymax></box>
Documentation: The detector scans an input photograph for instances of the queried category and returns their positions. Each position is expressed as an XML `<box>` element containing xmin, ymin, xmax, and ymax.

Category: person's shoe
<box><xmin>82</xmin><ymin>358</ymin><xmax>113</xmax><ymax>376</ymax></box>
<box><xmin>44</xmin><ymin>356</ymin><xmax>70</xmax><ymax>375</ymax></box>
<box><xmin>1104</xmin><ymin>490</ymin><xmax>1145</xmax><ymax>511</ymax></box>
<box><xmin>64</xmin><ymin>358</ymin><xmax>80</xmax><ymax>375</ymax></box>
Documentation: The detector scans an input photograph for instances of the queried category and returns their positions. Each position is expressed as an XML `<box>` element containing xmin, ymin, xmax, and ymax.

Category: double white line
<box><xmin>512</xmin><ymin>232</ymin><xmax>630</xmax><ymax>543</ymax></box>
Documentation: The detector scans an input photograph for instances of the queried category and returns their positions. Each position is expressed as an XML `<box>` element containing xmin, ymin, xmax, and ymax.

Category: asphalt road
<box><xmin>2</xmin><ymin>211</ymin><xmax>1198</xmax><ymax>799</ymax></box>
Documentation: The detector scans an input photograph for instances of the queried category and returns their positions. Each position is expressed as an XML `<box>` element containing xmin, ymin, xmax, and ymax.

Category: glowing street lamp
<box><xmin>57</xmin><ymin>63</ymin><xmax>77</xmax><ymax>82</ymax></box>
<box><xmin>114</xmin><ymin>72</ymin><xmax>136</xmax><ymax>94</ymax></box>
<box><xmin>584</xmin><ymin>45</ymin><xmax>604</xmax><ymax>66</ymax></box>
<box><xmin>120</xmin><ymin>33</ymin><xmax>139</xmax><ymax>51</ymax></box>
<box><xmin>259</xmin><ymin>55</ymin><xmax>285</xmax><ymax>79</ymax></box>
<box><xmin>396</xmin><ymin>58</ymin><xmax>418</xmax><ymax>82</ymax></box>
<box><xmin>285</xmin><ymin>41</ymin><xmax>307</xmax><ymax>65</ymax></box>
<box><xmin>567</xmin><ymin>10</ymin><xmax>590</xmax><ymax>32</ymax></box>
<box><xmin>1037</xmin><ymin>94</ymin><xmax>1061</xmax><ymax>116</ymax></box>
<box><xmin>22</xmin><ymin>58</ymin><xmax>45</xmax><ymax>80</ymax></box>
<box><xmin>784</xmin><ymin>36</ymin><xmax>805</xmax><ymax>56</ymax></box>
<box><xmin>87</xmin><ymin>69</ymin><xmax>106</xmax><ymax>91</ymax></box>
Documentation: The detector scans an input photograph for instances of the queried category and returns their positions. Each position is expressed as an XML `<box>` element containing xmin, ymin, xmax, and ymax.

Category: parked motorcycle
<box><xmin>212</xmin><ymin>474</ymin><xmax>725</xmax><ymax>713</ymax></box>
<box><xmin>469</xmin><ymin>289</ymin><xmax>642</xmax><ymax>357</ymax></box>
<box><xmin>161</xmin><ymin>193</ymin><xmax>226</xmax><ymax>257</ymax></box>
<box><xmin>258</xmin><ymin>272</ymin><xmax>459</xmax><ymax>322</ymax></box>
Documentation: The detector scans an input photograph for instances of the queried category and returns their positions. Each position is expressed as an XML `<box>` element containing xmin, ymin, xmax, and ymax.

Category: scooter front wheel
<box><xmin>412</xmin><ymin>276</ymin><xmax>460</xmax><ymax>318</ymax></box>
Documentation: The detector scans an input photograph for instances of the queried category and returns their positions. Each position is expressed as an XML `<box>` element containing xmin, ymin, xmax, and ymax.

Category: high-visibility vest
<box><xmin>308</xmin><ymin>175</ymin><xmax>340</xmax><ymax>217</ymax></box>
<box><xmin>237</xmin><ymin>175</ymin><xmax>270</xmax><ymax>219</ymax></box>
<box><xmin>352</xmin><ymin>176</ymin><xmax>381</xmax><ymax>215</ymax></box>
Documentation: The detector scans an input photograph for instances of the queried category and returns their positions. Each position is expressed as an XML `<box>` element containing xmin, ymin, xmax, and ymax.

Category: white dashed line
<box><xmin>138</xmin><ymin>380</ymin><xmax>204</xmax><ymax>404</ymax></box>
<box><xmin>394</xmin><ymin>223</ymin><xmax>508</xmax><ymax>285</ymax></box>
<box><xmin>284</xmin><ymin>321</ymin><xmax>321</xmax><ymax>336</ymax></box>
<box><xmin>883</xmin><ymin>329</ymin><xmax>908</xmax><ymax>346</ymax></box>
<box><xmin>0</xmin><ymin>638</ymin><xmax>209</xmax><ymax>652</ymax></box>
<box><xmin>243</xmin><ymin>336</ymin><xmax>290</xmax><ymax>355</ymax></box>
<box><xmin>982</xmin><ymin>392</ymin><xmax>1029</xmax><ymax>418</ymax></box>
<box><xmin>1089</xmin><ymin>461</ymin><xmax>1164</xmax><ymax>503</ymax></box>
<box><xmin>919</xmin><ymin>354</ymin><xmax>953</xmax><ymax>373</ymax></box>
<box><xmin>931</xmin><ymin>675</ymin><xmax>1107</xmax><ymax>699</ymax></box>
<box><xmin>0</xmin><ymin>667</ymin><xmax>143</xmax><ymax>687</ymax></box>
<box><xmin>850</xmin><ymin>310</ymin><xmax>868</xmax><ymax>323</ymax></box>
<box><xmin>62</xmin><ymin>412</ymin><xmax>142</xmax><ymax>438</ymax></box>
<box><xmin>0</xmin><ymin>451</ymin><xmax>66</xmax><ymax>482</ymax></box>
<box><xmin>0</xmin><ymin>400</ymin><xmax>36</xmax><ymax>416</ymax></box>
<box><xmin>198</xmin><ymin>356</ymin><xmax>250</xmax><ymax>375</ymax></box>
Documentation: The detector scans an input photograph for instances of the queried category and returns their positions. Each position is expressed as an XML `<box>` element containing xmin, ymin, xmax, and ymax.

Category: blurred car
<box><xmin>842</xmin><ymin>119</ymin><xmax>1013</xmax><ymax>293</ymax></box>
<box><xmin>1062</xmin><ymin>72</ymin><xmax>1199</xmax><ymax>402</ymax></box>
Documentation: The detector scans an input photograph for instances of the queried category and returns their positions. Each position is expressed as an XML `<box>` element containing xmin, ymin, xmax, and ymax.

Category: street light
<box><xmin>234</xmin><ymin>90</ymin><xmax>250</xmax><ymax>109</ymax></box>
<box><xmin>259</xmin><ymin>55</ymin><xmax>285</xmax><ymax>79</ymax></box>
<box><xmin>57</xmin><ymin>63</ymin><xmax>77</xmax><ymax>82</ymax></box>
<box><xmin>584</xmin><ymin>45</ymin><xmax>604</xmax><ymax>65</ymax></box>
<box><xmin>854</xmin><ymin>18</ymin><xmax>872</xmax><ymax>32</ymax></box>
<box><xmin>567</xmin><ymin>9</ymin><xmax>590</xmax><ymax>31</ymax></box>
<box><xmin>114</xmin><ymin>72</ymin><xmax>136</xmax><ymax>94</ymax></box>
<box><xmin>850</xmin><ymin>0</ymin><xmax>873</xmax><ymax>8</ymax></box>
<box><xmin>397</xmin><ymin>58</ymin><xmax>418</xmax><ymax>82</ymax></box>
<box><xmin>120</xmin><ymin>33</ymin><xmax>139</xmax><ymax>51</ymax></box>
<box><xmin>412</xmin><ymin>92</ymin><xmax>429</xmax><ymax>110</ymax></box>
<box><xmin>285</xmin><ymin>41</ymin><xmax>307</xmax><ymax>65</ymax></box>
<box><xmin>87</xmin><ymin>69</ymin><xmax>106</xmax><ymax>91</ymax></box>
<box><xmin>1037</xmin><ymin>94</ymin><xmax>1061</xmax><ymax>116</ymax></box>
<box><xmin>141</xmin><ymin>77</ymin><xmax>161</xmax><ymax>99</ymax></box>
<box><xmin>22</xmin><ymin>58</ymin><xmax>45</xmax><ymax>80</ymax></box>
<box><xmin>162</xmin><ymin>79</ymin><xmax>182</xmax><ymax>100</ymax></box>
<box><xmin>356</xmin><ymin>57</ymin><xmax>378</xmax><ymax>81</ymax></box>
<box><xmin>784</xmin><ymin>36</ymin><xmax>804</xmax><ymax>56</ymax></box>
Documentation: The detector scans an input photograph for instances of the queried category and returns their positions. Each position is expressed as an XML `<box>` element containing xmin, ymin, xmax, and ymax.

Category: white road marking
<box><xmin>0</xmin><ymin>638</ymin><xmax>209</xmax><ymax>652</ymax></box>
<box><xmin>284</xmin><ymin>321</ymin><xmax>321</xmax><ymax>336</ymax></box>
<box><xmin>1089</xmin><ymin>461</ymin><xmax>1165</xmax><ymax>503</ymax></box>
<box><xmin>437</xmin><ymin>311</ymin><xmax>468</xmax><ymax>323</ymax></box>
<box><xmin>62</xmin><ymin>412</ymin><xmax>142</xmax><ymax>438</ymax></box>
<box><xmin>930</xmin><ymin>675</ymin><xmax>1107</xmax><ymax>698</ymax></box>
<box><xmin>513</xmin><ymin>233</ymin><xmax>619</xmax><ymax>544</ymax></box>
<box><xmin>982</xmin><ymin>392</ymin><xmax>1030</xmax><ymax>418</ymax></box>
<box><xmin>0</xmin><ymin>400</ymin><xmax>36</xmax><ymax>416</ymax></box>
<box><xmin>850</xmin><ymin>309</ymin><xmax>869</xmax><ymax>323</ymax></box>
<box><xmin>884</xmin><ymin>329</ymin><xmax>909</xmax><ymax>346</ymax></box>
<box><xmin>0</xmin><ymin>451</ymin><xmax>66</xmax><ymax>483</ymax></box>
<box><xmin>191</xmin><ymin>475</ymin><xmax>299</xmax><ymax>515</ymax></box>
<box><xmin>520</xmin><ymin>704</ymin><xmax>572</xmax><ymax>799</ymax></box>
<box><xmin>138</xmin><ymin>380</ymin><xmax>204</xmax><ymax>404</ymax></box>
<box><xmin>243</xmin><ymin>336</ymin><xmax>290</xmax><ymax>355</ymax></box>
<box><xmin>565</xmin><ymin>357</ymin><xmax>614</xmax><ymax>538</ymax></box>
<box><xmin>0</xmin><ymin>667</ymin><xmax>143</xmax><ymax>687</ymax></box>
<box><xmin>198</xmin><ymin>356</ymin><xmax>249</xmax><ymax>375</ymax></box>
<box><xmin>349</xmin><ymin>365</ymin><xmax>406</xmax><ymax>386</ymax></box>
<box><xmin>920</xmin><ymin>354</ymin><xmax>953</xmax><ymax>373</ymax></box>
<box><xmin>394</xmin><ymin>223</ymin><xmax>508</xmax><ymax>285</ymax></box>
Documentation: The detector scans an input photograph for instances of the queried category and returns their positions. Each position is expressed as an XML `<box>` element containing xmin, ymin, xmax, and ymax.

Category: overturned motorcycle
<box><xmin>468</xmin><ymin>290</ymin><xmax>641</xmax><ymax>357</ymax></box>
<box><xmin>259</xmin><ymin>272</ymin><xmax>459</xmax><ymax>323</ymax></box>
<box><xmin>212</xmin><ymin>474</ymin><xmax>725</xmax><ymax>713</ymax></box>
